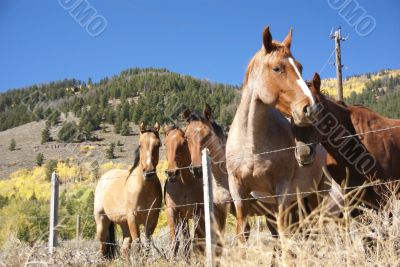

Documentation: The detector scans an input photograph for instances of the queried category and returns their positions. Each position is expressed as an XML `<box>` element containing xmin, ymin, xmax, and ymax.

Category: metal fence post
<box><xmin>202</xmin><ymin>148</ymin><xmax>215</xmax><ymax>267</ymax></box>
<box><xmin>49</xmin><ymin>172</ymin><xmax>59</xmax><ymax>254</ymax></box>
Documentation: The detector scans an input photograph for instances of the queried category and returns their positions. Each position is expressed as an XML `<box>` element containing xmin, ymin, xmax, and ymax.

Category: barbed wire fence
<box><xmin>1</xmin><ymin>115</ymin><xmax>400</xmax><ymax>264</ymax></box>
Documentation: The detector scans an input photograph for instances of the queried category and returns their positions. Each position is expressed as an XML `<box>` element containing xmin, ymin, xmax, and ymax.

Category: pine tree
<box><xmin>41</xmin><ymin>126</ymin><xmax>52</xmax><ymax>144</ymax></box>
<box><xmin>106</xmin><ymin>143</ymin><xmax>116</xmax><ymax>159</ymax></box>
<box><xmin>120</xmin><ymin>120</ymin><xmax>131</xmax><ymax>136</ymax></box>
<box><xmin>36</xmin><ymin>153</ymin><xmax>45</xmax><ymax>166</ymax></box>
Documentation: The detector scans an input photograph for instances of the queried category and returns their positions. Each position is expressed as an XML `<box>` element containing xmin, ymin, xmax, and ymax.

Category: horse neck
<box><xmin>177</xmin><ymin>147</ymin><xmax>193</xmax><ymax>183</ymax></box>
<box><xmin>206</xmin><ymin>133</ymin><xmax>229</xmax><ymax>185</ymax></box>
<box><xmin>320</xmin><ymin>97</ymin><xmax>361</xmax><ymax>166</ymax></box>
<box><xmin>240</xmin><ymin>84</ymin><xmax>287</xmax><ymax>153</ymax></box>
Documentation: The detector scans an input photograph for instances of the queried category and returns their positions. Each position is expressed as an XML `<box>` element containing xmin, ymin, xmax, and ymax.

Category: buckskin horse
<box><xmin>94</xmin><ymin>122</ymin><xmax>163</xmax><ymax>258</ymax></box>
<box><xmin>226</xmin><ymin>26</ymin><xmax>326</xmax><ymax>244</ymax></box>
<box><xmin>306</xmin><ymin>73</ymin><xmax>400</xmax><ymax>211</ymax></box>
<box><xmin>163</xmin><ymin>124</ymin><xmax>203</xmax><ymax>257</ymax></box>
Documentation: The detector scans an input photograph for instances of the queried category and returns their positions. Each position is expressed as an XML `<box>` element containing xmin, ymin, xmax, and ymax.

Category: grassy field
<box><xmin>1</xmin><ymin>187</ymin><xmax>399</xmax><ymax>266</ymax></box>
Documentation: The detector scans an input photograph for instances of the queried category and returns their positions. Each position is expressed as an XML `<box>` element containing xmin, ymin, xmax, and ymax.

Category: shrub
<box><xmin>45</xmin><ymin>160</ymin><xmax>58</xmax><ymax>181</ymax></box>
<box><xmin>36</xmin><ymin>153</ymin><xmax>44</xmax><ymax>166</ymax></box>
<box><xmin>8</xmin><ymin>139</ymin><xmax>16</xmax><ymax>151</ymax></box>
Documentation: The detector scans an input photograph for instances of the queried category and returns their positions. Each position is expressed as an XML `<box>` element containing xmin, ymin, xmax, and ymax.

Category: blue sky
<box><xmin>0</xmin><ymin>0</ymin><xmax>399</xmax><ymax>92</ymax></box>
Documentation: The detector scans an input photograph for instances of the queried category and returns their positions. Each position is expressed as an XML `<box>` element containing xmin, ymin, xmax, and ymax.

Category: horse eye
<box><xmin>272</xmin><ymin>66</ymin><xmax>282</xmax><ymax>73</ymax></box>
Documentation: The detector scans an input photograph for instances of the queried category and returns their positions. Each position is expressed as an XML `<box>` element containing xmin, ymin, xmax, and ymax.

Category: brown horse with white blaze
<box><xmin>94</xmin><ymin>122</ymin><xmax>163</xmax><ymax>258</ymax></box>
<box><xmin>226</xmin><ymin>26</ymin><xmax>326</xmax><ymax>243</ymax></box>
<box><xmin>163</xmin><ymin>125</ymin><xmax>203</xmax><ymax>257</ymax></box>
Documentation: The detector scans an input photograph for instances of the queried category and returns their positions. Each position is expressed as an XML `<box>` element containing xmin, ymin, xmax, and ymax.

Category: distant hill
<box><xmin>0</xmin><ymin>68</ymin><xmax>239</xmax><ymax>132</ymax></box>
<box><xmin>1</xmin><ymin>68</ymin><xmax>400</xmax><ymax>137</ymax></box>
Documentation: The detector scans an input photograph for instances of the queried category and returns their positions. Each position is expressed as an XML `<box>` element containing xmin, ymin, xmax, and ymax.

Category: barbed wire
<box><xmin>1</xmin><ymin>177</ymin><xmax>399</xmax><ymax>220</ymax></box>
<box><xmin>50</xmin><ymin>123</ymin><xmax>400</xmax><ymax>179</ymax></box>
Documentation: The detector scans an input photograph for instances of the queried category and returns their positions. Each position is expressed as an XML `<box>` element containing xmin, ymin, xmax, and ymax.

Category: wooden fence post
<box><xmin>202</xmin><ymin>148</ymin><xmax>215</xmax><ymax>267</ymax></box>
<box><xmin>76</xmin><ymin>215</ymin><xmax>81</xmax><ymax>241</ymax></box>
<box><xmin>49</xmin><ymin>172</ymin><xmax>59</xmax><ymax>254</ymax></box>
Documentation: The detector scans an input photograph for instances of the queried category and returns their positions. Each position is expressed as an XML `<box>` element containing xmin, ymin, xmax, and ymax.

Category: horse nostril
<box><xmin>303</xmin><ymin>105</ymin><xmax>311</xmax><ymax>117</ymax></box>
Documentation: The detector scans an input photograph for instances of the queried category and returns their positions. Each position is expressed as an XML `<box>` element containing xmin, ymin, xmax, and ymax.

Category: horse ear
<box><xmin>183</xmin><ymin>109</ymin><xmax>191</xmax><ymax>121</ymax></box>
<box><xmin>140</xmin><ymin>122</ymin><xmax>146</xmax><ymax>133</ymax></box>
<box><xmin>263</xmin><ymin>26</ymin><xmax>273</xmax><ymax>53</ymax></box>
<box><xmin>282</xmin><ymin>28</ymin><xmax>293</xmax><ymax>49</ymax></box>
<box><xmin>154</xmin><ymin>122</ymin><xmax>160</xmax><ymax>133</ymax></box>
<box><xmin>204</xmin><ymin>104</ymin><xmax>212</xmax><ymax>120</ymax></box>
<box><xmin>312</xmin><ymin>72</ymin><xmax>321</xmax><ymax>94</ymax></box>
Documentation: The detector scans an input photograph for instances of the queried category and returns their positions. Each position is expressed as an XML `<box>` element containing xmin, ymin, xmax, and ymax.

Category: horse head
<box><xmin>244</xmin><ymin>26</ymin><xmax>319</xmax><ymax>126</ymax></box>
<box><xmin>163</xmin><ymin>124</ymin><xmax>191</xmax><ymax>182</ymax></box>
<box><xmin>138</xmin><ymin>122</ymin><xmax>161</xmax><ymax>180</ymax></box>
<box><xmin>183</xmin><ymin>104</ymin><xmax>225</xmax><ymax>179</ymax></box>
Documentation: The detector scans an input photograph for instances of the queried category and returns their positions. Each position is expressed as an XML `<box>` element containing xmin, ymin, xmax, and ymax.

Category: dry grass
<box><xmin>1</xmin><ymin>185</ymin><xmax>400</xmax><ymax>267</ymax></box>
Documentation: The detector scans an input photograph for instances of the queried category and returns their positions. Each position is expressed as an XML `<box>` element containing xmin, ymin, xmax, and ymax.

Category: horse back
<box><xmin>348</xmin><ymin>105</ymin><xmax>400</xmax><ymax>180</ymax></box>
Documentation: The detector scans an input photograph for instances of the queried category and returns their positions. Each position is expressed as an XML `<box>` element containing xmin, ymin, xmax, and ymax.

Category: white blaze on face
<box><xmin>146</xmin><ymin>138</ymin><xmax>154</xmax><ymax>166</ymax></box>
<box><xmin>288</xmin><ymin>57</ymin><xmax>315</xmax><ymax>106</ymax></box>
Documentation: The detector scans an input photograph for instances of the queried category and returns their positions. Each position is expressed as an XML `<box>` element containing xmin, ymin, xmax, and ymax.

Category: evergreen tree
<box><xmin>46</xmin><ymin>159</ymin><xmax>58</xmax><ymax>181</ymax></box>
<box><xmin>58</xmin><ymin>122</ymin><xmax>79</xmax><ymax>142</ymax></box>
<box><xmin>120</xmin><ymin>120</ymin><xmax>131</xmax><ymax>136</ymax></box>
<box><xmin>36</xmin><ymin>153</ymin><xmax>45</xmax><ymax>166</ymax></box>
<box><xmin>106</xmin><ymin>142</ymin><xmax>115</xmax><ymax>159</ymax></box>
<box><xmin>41</xmin><ymin>125</ymin><xmax>52</xmax><ymax>144</ymax></box>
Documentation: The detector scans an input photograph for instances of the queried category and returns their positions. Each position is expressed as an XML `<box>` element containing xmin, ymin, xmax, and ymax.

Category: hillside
<box><xmin>322</xmin><ymin>69</ymin><xmax>400</xmax><ymax>99</ymax></box>
<box><xmin>1</xmin><ymin>68</ymin><xmax>400</xmax><ymax>180</ymax></box>
<box><xmin>0</xmin><ymin>68</ymin><xmax>239</xmax><ymax>133</ymax></box>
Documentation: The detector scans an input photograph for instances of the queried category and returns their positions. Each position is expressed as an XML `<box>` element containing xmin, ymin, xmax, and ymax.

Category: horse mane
<box><xmin>128</xmin><ymin>146</ymin><xmax>140</xmax><ymax>176</ymax></box>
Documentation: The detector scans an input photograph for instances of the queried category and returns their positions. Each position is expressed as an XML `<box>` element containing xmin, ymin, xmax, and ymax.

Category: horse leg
<box><xmin>127</xmin><ymin>213</ymin><xmax>141</xmax><ymax>254</ymax></box>
<box><xmin>95</xmin><ymin>213</ymin><xmax>111</xmax><ymax>257</ymax></box>
<box><xmin>228</xmin><ymin>178</ymin><xmax>251</xmax><ymax>245</ymax></box>
<box><xmin>193</xmin><ymin>210</ymin><xmax>206</xmax><ymax>254</ymax></box>
<box><xmin>144</xmin><ymin>214</ymin><xmax>158</xmax><ymax>258</ymax></box>
<box><xmin>121</xmin><ymin>223</ymin><xmax>132</xmax><ymax>259</ymax></box>
<box><xmin>214</xmin><ymin>204</ymin><xmax>228</xmax><ymax>256</ymax></box>
<box><xmin>166</xmin><ymin>209</ymin><xmax>179</xmax><ymax>257</ymax></box>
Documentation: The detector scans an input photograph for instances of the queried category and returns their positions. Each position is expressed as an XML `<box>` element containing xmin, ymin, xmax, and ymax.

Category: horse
<box><xmin>306</xmin><ymin>72</ymin><xmax>400</xmax><ymax>211</ymax></box>
<box><xmin>226</xmin><ymin>26</ymin><xmax>326</xmax><ymax>244</ymax></box>
<box><xmin>94</xmin><ymin>122</ymin><xmax>163</xmax><ymax>259</ymax></box>
<box><xmin>183</xmin><ymin>105</ymin><xmax>232</xmax><ymax>254</ymax></box>
<box><xmin>163</xmin><ymin>124</ymin><xmax>203</xmax><ymax>257</ymax></box>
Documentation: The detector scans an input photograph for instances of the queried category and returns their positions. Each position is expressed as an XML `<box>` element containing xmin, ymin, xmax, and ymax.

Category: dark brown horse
<box><xmin>306</xmin><ymin>73</ymin><xmax>400</xmax><ymax>210</ymax></box>
<box><xmin>163</xmin><ymin>125</ymin><xmax>203</xmax><ymax>257</ymax></box>
<box><xmin>94</xmin><ymin>122</ymin><xmax>163</xmax><ymax>258</ymax></box>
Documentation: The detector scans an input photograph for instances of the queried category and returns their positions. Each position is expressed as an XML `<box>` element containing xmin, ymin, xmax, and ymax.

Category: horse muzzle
<box><xmin>295</xmin><ymin>142</ymin><xmax>316</xmax><ymax>167</ymax></box>
<box><xmin>143</xmin><ymin>170</ymin><xmax>157</xmax><ymax>181</ymax></box>
<box><xmin>292</xmin><ymin>103</ymin><xmax>321</xmax><ymax>126</ymax></box>
<box><xmin>165</xmin><ymin>169</ymin><xmax>180</xmax><ymax>182</ymax></box>
<box><xmin>189</xmin><ymin>166</ymin><xmax>203</xmax><ymax>179</ymax></box>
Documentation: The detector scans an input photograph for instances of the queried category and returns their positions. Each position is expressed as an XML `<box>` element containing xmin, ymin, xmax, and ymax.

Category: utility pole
<box><xmin>330</xmin><ymin>26</ymin><xmax>347</xmax><ymax>102</ymax></box>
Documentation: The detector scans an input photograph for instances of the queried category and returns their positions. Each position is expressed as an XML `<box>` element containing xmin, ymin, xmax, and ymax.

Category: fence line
<box><xmin>1</xmin><ymin>177</ymin><xmax>399</xmax><ymax>221</ymax></box>
<box><xmin>1</xmin><ymin>122</ymin><xmax>396</xmax><ymax>190</ymax></box>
